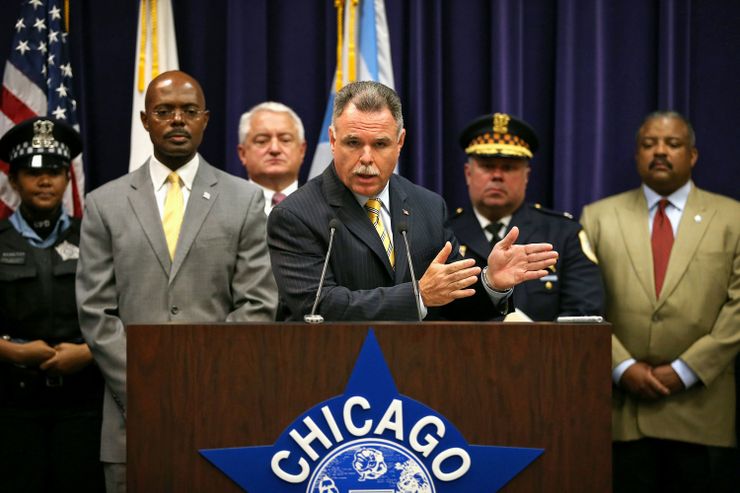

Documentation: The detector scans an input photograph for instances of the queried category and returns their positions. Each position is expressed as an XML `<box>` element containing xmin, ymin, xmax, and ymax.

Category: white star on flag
<box><xmin>48</xmin><ymin>29</ymin><xmax>59</xmax><ymax>43</ymax></box>
<box><xmin>52</xmin><ymin>105</ymin><xmax>66</xmax><ymax>119</ymax></box>
<box><xmin>15</xmin><ymin>40</ymin><xmax>30</xmax><ymax>55</ymax></box>
<box><xmin>60</xmin><ymin>62</ymin><xmax>72</xmax><ymax>77</ymax></box>
<box><xmin>15</xmin><ymin>19</ymin><xmax>26</xmax><ymax>32</ymax></box>
<box><xmin>29</xmin><ymin>0</ymin><xmax>44</xmax><ymax>9</ymax></box>
<box><xmin>49</xmin><ymin>5</ymin><xmax>61</xmax><ymax>20</ymax></box>
<box><xmin>55</xmin><ymin>83</ymin><xmax>67</xmax><ymax>97</ymax></box>
<box><xmin>37</xmin><ymin>40</ymin><xmax>47</xmax><ymax>54</ymax></box>
<box><xmin>33</xmin><ymin>17</ymin><xmax>46</xmax><ymax>31</ymax></box>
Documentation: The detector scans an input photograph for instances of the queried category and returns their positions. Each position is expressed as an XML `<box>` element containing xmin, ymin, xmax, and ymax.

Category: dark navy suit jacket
<box><xmin>267</xmin><ymin>164</ymin><xmax>505</xmax><ymax>321</ymax></box>
<box><xmin>447</xmin><ymin>203</ymin><xmax>604</xmax><ymax>321</ymax></box>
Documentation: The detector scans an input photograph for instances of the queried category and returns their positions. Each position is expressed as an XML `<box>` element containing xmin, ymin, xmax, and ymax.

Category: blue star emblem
<box><xmin>201</xmin><ymin>329</ymin><xmax>543</xmax><ymax>492</ymax></box>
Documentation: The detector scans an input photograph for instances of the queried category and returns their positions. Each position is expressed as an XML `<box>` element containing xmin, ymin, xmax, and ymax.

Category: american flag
<box><xmin>0</xmin><ymin>0</ymin><xmax>84</xmax><ymax>218</ymax></box>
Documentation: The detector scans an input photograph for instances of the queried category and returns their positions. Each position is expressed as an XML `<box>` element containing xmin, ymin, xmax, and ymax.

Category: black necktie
<box><xmin>485</xmin><ymin>222</ymin><xmax>504</xmax><ymax>248</ymax></box>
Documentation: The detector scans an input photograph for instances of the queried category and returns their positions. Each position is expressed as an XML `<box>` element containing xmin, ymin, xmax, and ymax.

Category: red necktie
<box><xmin>271</xmin><ymin>192</ymin><xmax>286</xmax><ymax>206</ymax></box>
<box><xmin>651</xmin><ymin>199</ymin><xmax>674</xmax><ymax>297</ymax></box>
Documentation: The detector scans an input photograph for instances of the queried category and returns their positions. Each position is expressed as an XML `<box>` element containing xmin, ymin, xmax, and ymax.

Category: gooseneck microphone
<box><xmin>304</xmin><ymin>218</ymin><xmax>341</xmax><ymax>324</ymax></box>
<box><xmin>398</xmin><ymin>221</ymin><xmax>423</xmax><ymax>321</ymax></box>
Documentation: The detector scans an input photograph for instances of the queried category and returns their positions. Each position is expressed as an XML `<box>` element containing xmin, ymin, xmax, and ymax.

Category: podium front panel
<box><xmin>127</xmin><ymin>322</ymin><xmax>611</xmax><ymax>492</ymax></box>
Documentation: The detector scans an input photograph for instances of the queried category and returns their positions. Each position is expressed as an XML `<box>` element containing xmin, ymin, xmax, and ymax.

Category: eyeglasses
<box><xmin>151</xmin><ymin>108</ymin><xmax>208</xmax><ymax>121</ymax></box>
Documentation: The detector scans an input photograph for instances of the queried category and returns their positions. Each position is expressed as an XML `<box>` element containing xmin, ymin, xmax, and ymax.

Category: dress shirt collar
<box><xmin>353</xmin><ymin>181</ymin><xmax>391</xmax><ymax>213</ymax></box>
<box><xmin>472</xmin><ymin>206</ymin><xmax>511</xmax><ymax>240</ymax></box>
<box><xmin>149</xmin><ymin>154</ymin><xmax>200</xmax><ymax>192</ymax></box>
<box><xmin>642</xmin><ymin>180</ymin><xmax>692</xmax><ymax>212</ymax></box>
<box><xmin>251</xmin><ymin>179</ymin><xmax>299</xmax><ymax>205</ymax></box>
<box><xmin>9</xmin><ymin>205</ymin><xmax>71</xmax><ymax>248</ymax></box>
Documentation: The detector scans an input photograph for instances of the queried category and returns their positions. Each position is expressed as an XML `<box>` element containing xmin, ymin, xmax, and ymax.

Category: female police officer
<box><xmin>0</xmin><ymin>118</ymin><xmax>104</xmax><ymax>491</ymax></box>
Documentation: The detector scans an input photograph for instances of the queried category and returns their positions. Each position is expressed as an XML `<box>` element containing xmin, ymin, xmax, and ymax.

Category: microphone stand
<box><xmin>399</xmin><ymin>223</ymin><xmax>423</xmax><ymax>322</ymax></box>
<box><xmin>304</xmin><ymin>219</ymin><xmax>340</xmax><ymax>324</ymax></box>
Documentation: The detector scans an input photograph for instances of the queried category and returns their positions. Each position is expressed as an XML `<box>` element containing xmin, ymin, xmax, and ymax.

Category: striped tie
<box><xmin>163</xmin><ymin>172</ymin><xmax>184</xmax><ymax>260</ymax></box>
<box><xmin>365</xmin><ymin>198</ymin><xmax>395</xmax><ymax>268</ymax></box>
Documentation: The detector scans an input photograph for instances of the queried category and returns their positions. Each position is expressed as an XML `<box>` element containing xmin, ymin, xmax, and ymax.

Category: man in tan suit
<box><xmin>581</xmin><ymin>111</ymin><xmax>739</xmax><ymax>492</ymax></box>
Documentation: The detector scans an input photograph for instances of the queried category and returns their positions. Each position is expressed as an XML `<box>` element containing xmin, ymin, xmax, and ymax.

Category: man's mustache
<box><xmin>352</xmin><ymin>164</ymin><xmax>380</xmax><ymax>176</ymax></box>
<box><xmin>649</xmin><ymin>158</ymin><xmax>672</xmax><ymax>170</ymax></box>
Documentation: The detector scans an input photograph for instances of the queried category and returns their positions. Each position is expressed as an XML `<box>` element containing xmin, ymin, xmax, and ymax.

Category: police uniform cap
<box><xmin>0</xmin><ymin>117</ymin><xmax>81</xmax><ymax>171</ymax></box>
<box><xmin>459</xmin><ymin>112</ymin><xmax>539</xmax><ymax>159</ymax></box>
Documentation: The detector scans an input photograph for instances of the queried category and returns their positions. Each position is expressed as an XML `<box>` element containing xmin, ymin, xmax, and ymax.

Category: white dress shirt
<box><xmin>252</xmin><ymin>179</ymin><xmax>299</xmax><ymax>216</ymax></box>
<box><xmin>149</xmin><ymin>154</ymin><xmax>200</xmax><ymax>219</ymax></box>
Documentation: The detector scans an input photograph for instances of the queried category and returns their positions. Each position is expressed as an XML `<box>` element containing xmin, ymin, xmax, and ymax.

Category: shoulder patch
<box><xmin>578</xmin><ymin>230</ymin><xmax>599</xmax><ymax>264</ymax></box>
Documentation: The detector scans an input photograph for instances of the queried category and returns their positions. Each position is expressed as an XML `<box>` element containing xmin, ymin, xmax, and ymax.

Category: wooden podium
<box><xmin>127</xmin><ymin>322</ymin><xmax>611</xmax><ymax>492</ymax></box>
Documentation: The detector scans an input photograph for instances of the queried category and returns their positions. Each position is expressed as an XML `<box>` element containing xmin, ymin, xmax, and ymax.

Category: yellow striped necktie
<box><xmin>365</xmin><ymin>198</ymin><xmax>395</xmax><ymax>268</ymax></box>
<box><xmin>163</xmin><ymin>172</ymin><xmax>184</xmax><ymax>259</ymax></box>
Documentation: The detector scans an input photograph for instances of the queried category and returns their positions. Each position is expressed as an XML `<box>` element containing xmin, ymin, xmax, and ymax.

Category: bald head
<box><xmin>140</xmin><ymin>70</ymin><xmax>210</xmax><ymax>170</ymax></box>
<box><xmin>144</xmin><ymin>70</ymin><xmax>206</xmax><ymax>111</ymax></box>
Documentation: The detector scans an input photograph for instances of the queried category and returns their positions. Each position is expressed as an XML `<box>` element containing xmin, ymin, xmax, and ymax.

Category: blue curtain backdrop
<box><xmin>1</xmin><ymin>0</ymin><xmax>737</xmax><ymax>217</ymax></box>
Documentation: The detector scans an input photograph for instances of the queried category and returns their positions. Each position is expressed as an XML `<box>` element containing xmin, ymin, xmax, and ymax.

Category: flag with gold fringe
<box><xmin>0</xmin><ymin>0</ymin><xmax>84</xmax><ymax>218</ymax></box>
<box><xmin>308</xmin><ymin>0</ymin><xmax>395</xmax><ymax>179</ymax></box>
<box><xmin>128</xmin><ymin>0</ymin><xmax>179</xmax><ymax>171</ymax></box>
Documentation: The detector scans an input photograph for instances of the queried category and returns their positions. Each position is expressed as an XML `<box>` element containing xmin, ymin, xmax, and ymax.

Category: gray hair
<box><xmin>331</xmin><ymin>81</ymin><xmax>404</xmax><ymax>137</ymax></box>
<box><xmin>637</xmin><ymin>110</ymin><xmax>696</xmax><ymax>147</ymax></box>
<box><xmin>238</xmin><ymin>101</ymin><xmax>305</xmax><ymax>144</ymax></box>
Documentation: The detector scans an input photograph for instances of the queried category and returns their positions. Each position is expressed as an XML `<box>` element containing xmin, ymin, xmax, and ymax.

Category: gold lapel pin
<box><xmin>694</xmin><ymin>214</ymin><xmax>702</xmax><ymax>223</ymax></box>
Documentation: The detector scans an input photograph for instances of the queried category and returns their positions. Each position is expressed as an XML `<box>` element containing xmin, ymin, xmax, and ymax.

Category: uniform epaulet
<box><xmin>530</xmin><ymin>203</ymin><xmax>575</xmax><ymax>220</ymax></box>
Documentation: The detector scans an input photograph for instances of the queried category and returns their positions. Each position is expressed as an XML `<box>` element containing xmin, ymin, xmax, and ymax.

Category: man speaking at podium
<box><xmin>267</xmin><ymin>81</ymin><xmax>558</xmax><ymax>321</ymax></box>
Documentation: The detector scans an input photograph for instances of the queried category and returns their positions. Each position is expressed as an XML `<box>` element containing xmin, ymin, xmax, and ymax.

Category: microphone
<box><xmin>398</xmin><ymin>221</ymin><xmax>423</xmax><ymax>321</ymax></box>
<box><xmin>304</xmin><ymin>218</ymin><xmax>341</xmax><ymax>324</ymax></box>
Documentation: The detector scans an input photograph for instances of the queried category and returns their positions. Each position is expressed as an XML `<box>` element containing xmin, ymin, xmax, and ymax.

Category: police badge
<box><xmin>55</xmin><ymin>240</ymin><xmax>79</xmax><ymax>261</ymax></box>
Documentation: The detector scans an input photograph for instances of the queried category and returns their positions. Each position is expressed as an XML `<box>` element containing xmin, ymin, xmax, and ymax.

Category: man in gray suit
<box><xmin>76</xmin><ymin>71</ymin><xmax>277</xmax><ymax>492</ymax></box>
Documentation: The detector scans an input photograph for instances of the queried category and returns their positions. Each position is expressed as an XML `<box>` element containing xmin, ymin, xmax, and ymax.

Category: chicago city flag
<box><xmin>308</xmin><ymin>0</ymin><xmax>395</xmax><ymax>179</ymax></box>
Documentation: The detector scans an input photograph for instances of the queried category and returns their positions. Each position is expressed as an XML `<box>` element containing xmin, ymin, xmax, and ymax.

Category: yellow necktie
<box><xmin>365</xmin><ymin>198</ymin><xmax>395</xmax><ymax>268</ymax></box>
<box><xmin>163</xmin><ymin>172</ymin><xmax>184</xmax><ymax>259</ymax></box>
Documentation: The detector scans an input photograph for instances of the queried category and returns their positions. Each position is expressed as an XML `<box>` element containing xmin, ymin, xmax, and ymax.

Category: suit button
<box><xmin>171</xmin><ymin>306</ymin><xmax>179</xmax><ymax>315</ymax></box>
<box><xmin>652</xmin><ymin>314</ymin><xmax>660</xmax><ymax>322</ymax></box>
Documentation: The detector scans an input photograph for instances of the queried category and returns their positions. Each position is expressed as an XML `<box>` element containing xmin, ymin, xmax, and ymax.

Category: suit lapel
<box><xmin>324</xmin><ymin>164</ymin><xmax>395</xmax><ymax>279</ymax></box>
<box><xmin>615</xmin><ymin>190</ymin><xmax>656</xmax><ymax>303</ymax></box>
<box><xmin>656</xmin><ymin>186</ymin><xmax>712</xmax><ymax>308</ymax></box>
<box><xmin>127</xmin><ymin>162</ymin><xmax>171</xmax><ymax>275</ymax></box>
<box><xmin>169</xmin><ymin>159</ymin><xmax>218</xmax><ymax>283</ymax></box>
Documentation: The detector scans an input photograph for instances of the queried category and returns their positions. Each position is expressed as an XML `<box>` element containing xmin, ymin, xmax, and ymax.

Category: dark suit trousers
<box><xmin>613</xmin><ymin>438</ymin><xmax>740</xmax><ymax>493</ymax></box>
